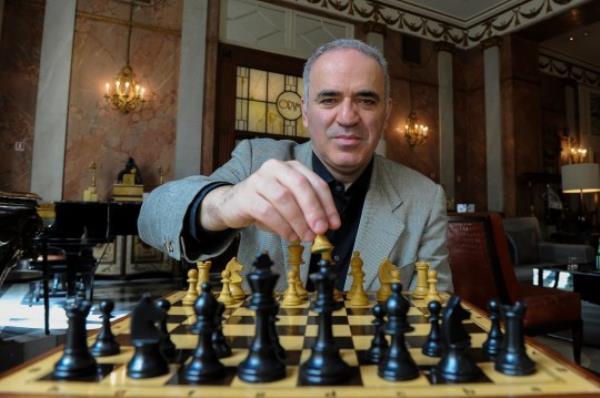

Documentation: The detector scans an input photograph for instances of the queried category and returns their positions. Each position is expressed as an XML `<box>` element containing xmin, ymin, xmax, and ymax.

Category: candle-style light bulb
<box><xmin>105</xmin><ymin>82</ymin><xmax>110</xmax><ymax>96</ymax></box>
<box><xmin>140</xmin><ymin>87</ymin><xmax>145</xmax><ymax>100</ymax></box>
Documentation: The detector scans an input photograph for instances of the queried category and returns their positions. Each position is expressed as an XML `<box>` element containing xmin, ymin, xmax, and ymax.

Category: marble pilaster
<box><xmin>483</xmin><ymin>41</ymin><xmax>503</xmax><ymax>212</ymax></box>
<box><xmin>437</xmin><ymin>47</ymin><xmax>454</xmax><ymax>201</ymax></box>
<box><xmin>30</xmin><ymin>0</ymin><xmax>76</xmax><ymax>201</ymax></box>
<box><xmin>174</xmin><ymin>0</ymin><xmax>208</xmax><ymax>178</ymax></box>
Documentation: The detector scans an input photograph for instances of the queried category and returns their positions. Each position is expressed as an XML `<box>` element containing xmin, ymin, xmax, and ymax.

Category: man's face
<box><xmin>302</xmin><ymin>48</ymin><xmax>391</xmax><ymax>181</ymax></box>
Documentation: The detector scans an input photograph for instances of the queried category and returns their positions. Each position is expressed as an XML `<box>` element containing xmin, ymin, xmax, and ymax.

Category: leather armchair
<box><xmin>502</xmin><ymin>217</ymin><xmax>594</xmax><ymax>283</ymax></box>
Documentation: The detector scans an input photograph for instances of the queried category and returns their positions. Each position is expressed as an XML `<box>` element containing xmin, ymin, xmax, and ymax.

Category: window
<box><xmin>235</xmin><ymin>66</ymin><xmax>307</xmax><ymax>138</ymax></box>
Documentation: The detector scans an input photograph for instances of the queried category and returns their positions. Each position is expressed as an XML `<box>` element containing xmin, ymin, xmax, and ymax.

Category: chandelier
<box><xmin>104</xmin><ymin>4</ymin><xmax>145</xmax><ymax>114</ymax></box>
<box><xmin>403</xmin><ymin>110</ymin><xmax>429</xmax><ymax>147</ymax></box>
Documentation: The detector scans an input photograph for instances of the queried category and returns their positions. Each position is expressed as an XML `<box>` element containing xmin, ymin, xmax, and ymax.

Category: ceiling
<box><xmin>385</xmin><ymin>0</ymin><xmax>600</xmax><ymax>69</ymax></box>
<box><xmin>541</xmin><ymin>20</ymin><xmax>600</xmax><ymax>69</ymax></box>
<box><xmin>383</xmin><ymin>0</ymin><xmax>519</xmax><ymax>25</ymax></box>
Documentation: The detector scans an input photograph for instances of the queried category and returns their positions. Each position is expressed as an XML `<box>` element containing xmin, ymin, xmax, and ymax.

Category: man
<box><xmin>138</xmin><ymin>39</ymin><xmax>451</xmax><ymax>292</ymax></box>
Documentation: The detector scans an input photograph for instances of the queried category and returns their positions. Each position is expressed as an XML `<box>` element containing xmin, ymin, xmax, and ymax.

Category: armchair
<box><xmin>502</xmin><ymin>217</ymin><xmax>593</xmax><ymax>283</ymax></box>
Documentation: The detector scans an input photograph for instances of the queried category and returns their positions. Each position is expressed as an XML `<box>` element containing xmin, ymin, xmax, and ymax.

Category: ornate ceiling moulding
<box><xmin>283</xmin><ymin>0</ymin><xmax>588</xmax><ymax>48</ymax></box>
<box><xmin>539</xmin><ymin>52</ymin><xmax>600</xmax><ymax>87</ymax></box>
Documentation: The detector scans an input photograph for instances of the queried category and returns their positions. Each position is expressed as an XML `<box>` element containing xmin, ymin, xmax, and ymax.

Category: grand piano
<box><xmin>0</xmin><ymin>192</ymin><xmax>42</xmax><ymax>290</ymax></box>
<box><xmin>35</xmin><ymin>201</ymin><xmax>141</xmax><ymax>334</ymax></box>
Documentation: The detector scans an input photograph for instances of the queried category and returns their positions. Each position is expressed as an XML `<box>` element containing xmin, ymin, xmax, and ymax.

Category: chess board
<box><xmin>0</xmin><ymin>291</ymin><xmax>598</xmax><ymax>398</ymax></box>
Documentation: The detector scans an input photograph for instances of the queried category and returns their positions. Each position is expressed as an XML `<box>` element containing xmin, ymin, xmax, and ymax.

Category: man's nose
<box><xmin>336</xmin><ymin>98</ymin><xmax>359</xmax><ymax>127</ymax></box>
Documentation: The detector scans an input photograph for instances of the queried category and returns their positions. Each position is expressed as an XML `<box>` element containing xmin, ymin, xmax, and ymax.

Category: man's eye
<box><xmin>358</xmin><ymin>98</ymin><xmax>376</xmax><ymax>105</ymax></box>
<box><xmin>319</xmin><ymin>98</ymin><xmax>336</xmax><ymax>105</ymax></box>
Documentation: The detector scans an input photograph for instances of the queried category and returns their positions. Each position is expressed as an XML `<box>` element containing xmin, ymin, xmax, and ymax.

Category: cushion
<box><xmin>506</xmin><ymin>228</ymin><xmax>540</xmax><ymax>264</ymax></box>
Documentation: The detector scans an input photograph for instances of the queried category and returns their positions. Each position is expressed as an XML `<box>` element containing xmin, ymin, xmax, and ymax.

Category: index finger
<box><xmin>286</xmin><ymin>161</ymin><xmax>341</xmax><ymax>232</ymax></box>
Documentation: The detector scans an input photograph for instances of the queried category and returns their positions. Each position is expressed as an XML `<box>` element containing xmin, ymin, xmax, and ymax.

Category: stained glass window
<box><xmin>235</xmin><ymin>66</ymin><xmax>307</xmax><ymax>138</ymax></box>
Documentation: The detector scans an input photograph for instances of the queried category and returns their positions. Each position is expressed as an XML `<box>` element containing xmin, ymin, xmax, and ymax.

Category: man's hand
<box><xmin>199</xmin><ymin>159</ymin><xmax>341</xmax><ymax>242</ymax></box>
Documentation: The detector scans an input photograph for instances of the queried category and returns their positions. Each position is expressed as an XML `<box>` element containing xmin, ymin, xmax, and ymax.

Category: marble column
<box><xmin>483</xmin><ymin>38</ymin><xmax>503</xmax><ymax>212</ymax></box>
<box><xmin>174</xmin><ymin>0</ymin><xmax>208</xmax><ymax>178</ymax></box>
<box><xmin>436</xmin><ymin>43</ymin><xmax>454</xmax><ymax>202</ymax></box>
<box><xmin>364</xmin><ymin>23</ymin><xmax>387</xmax><ymax>158</ymax></box>
<box><xmin>30</xmin><ymin>0</ymin><xmax>76</xmax><ymax>201</ymax></box>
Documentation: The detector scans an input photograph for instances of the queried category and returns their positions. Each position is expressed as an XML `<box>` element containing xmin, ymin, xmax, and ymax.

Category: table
<box><xmin>533</xmin><ymin>263</ymin><xmax>600</xmax><ymax>305</ymax></box>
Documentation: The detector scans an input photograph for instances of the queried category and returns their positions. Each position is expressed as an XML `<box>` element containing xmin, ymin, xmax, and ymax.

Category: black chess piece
<box><xmin>183</xmin><ymin>283</ymin><xmax>226</xmax><ymax>382</ymax></box>
<box><xmin>53</xmin><ymin>300</ymin><xmax>98</xmax><ymax>380</ymax></box>
<box><xmin>238</xmin><ymin>254</ymin><xmax>286</xmax><ymax>383</ymax></box>
<box><xmin>127</xmin><ymin>293</ymin><xmax>169</xmax><ymax>379</ymax></box>
<box><xmin>270</xmin><ymin>304</ymin><xmax>286</xmax><ymax>361</ymax></box>
<box><xmin>377</xmin><ymin>283</ymin><xmax>419</xmax><ymax>381</ymax></box>
<box><xmin>90</xmin><ymin>299</ymin><xmax>120</xmax><ymax>357</ymax></box>
<box><xmin>482</xmin><ymin>298</ymin><xmax>503</xmax><ymax>359</ymax></box>
<box><xmin>367</xmin><ymin>303</ymin><xmax>388</xmax><ymax>363</ymax></box>
<box><xmin>422</xmin><ymin>300</ymin><xmax>442</xmax><ymax>357</ymax></box>
<box><xmin>300</xmin><ymin>258</ymin><xmax>351</xmax><ymax>385</ymax></box>
<box><xmin>495</xmin><ymin>301</ymin><xmax>536</xmax><ymax>376</ymax></box>
<box><xmin>155</xmin><ymin>298</ymin><xmax>176</xmax><ymax>359</ymax></box>
<box><xmin>212</xmin><ymin>301</ymin><xmax>232</xmax><ymax>358</ymax></box>
<box><xmin>434</xmin><ymin>295</ymin><xmax>482</xmax><ymax>383</ymax></box>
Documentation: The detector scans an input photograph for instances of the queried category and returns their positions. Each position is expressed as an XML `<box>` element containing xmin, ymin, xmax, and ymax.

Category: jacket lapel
<box><xmin>352</xmin><ymin>156</ymin><xmax>405</xmax><ymax>290</ymax></box>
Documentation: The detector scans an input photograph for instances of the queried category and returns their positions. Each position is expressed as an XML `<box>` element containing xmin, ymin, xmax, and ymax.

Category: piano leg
<box><xmin>42</xmin><ymin>238</ymin><xmax>50</xmax><ymax>335</ymax></box>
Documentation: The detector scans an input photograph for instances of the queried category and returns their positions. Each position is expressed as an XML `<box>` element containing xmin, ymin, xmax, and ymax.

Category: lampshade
<box><xmin>561</xmin><ymin>163</ymin><xmax>600</xmax><ymax>193</ymax></box>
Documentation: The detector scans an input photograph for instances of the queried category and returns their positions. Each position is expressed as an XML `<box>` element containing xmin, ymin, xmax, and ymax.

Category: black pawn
<box><xmin>300</xmin><ymin>258</ymin><xmax>351</xmax><ymax>385</ymax></box>
<box><xmin>53</xmin><ymin>300</ymin><xmax>98</xmax><ymax>380</ymax></box>
<box><xmin>367</xmin><ymin>303</ymin><xmax>388</xmax><ymax>363</ymax></box>
<box><xmin>155</xmin><ymin>298</ymin><xmax>176</xmax><ymax>359</ymax></box>
<box><xmin>127</xmin><ymin>293</ymin><xmax>169</xmax><ymax>379</ymax></box>
<box><xmin>377</xmin><ymin>283</ymin><xmax>419</xmax><ymax>381</ymax></box>
<box><xmin>422</xmin><ymin>300</ymin><xmax>442</xmax><ymax>357</ymax></box>
<box><xmin>434</xmin><ymin>295</ymin><xmax>482</xmax><ymax>383</ymax></box>
<box><xmin>212</xmin><ymin>301</ymin><xmax>232</xmax><ymax>358</ymax></box>
<box><xmin>482</xmin><ymin>299</ymin><xmax>503</xmax><ymax>359</ymax></box>
<box><xmin>238</xmin><ymin>254</ymin><xmax>286</xmax><ymax>383</ymax></box>
<box><xmin>495</xmin><ymin>301</ymin><xmax>536</xmax><ymax>376</ymax></box>
<box><xmin>184</xmin><ymin>283</ymin><xmax>226</xmax><ymax>382</ymax></box>
<box><xmin>90</xmin><ymin>300</ymin><xmax>120</xmax><ymax>357</ymax></box>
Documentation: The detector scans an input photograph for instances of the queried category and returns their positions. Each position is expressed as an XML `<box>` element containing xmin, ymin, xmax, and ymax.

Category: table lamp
<box><xmin>561</xmin><ymin>163</ymin><xmax>600</xmax><ymax>223</ymax></box>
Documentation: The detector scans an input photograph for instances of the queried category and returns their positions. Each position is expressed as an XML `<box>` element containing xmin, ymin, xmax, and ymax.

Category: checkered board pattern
<box><xmin>0</xmin><ymin>290</ymin><xmax>598</xmax><ymax>398</ymax></box>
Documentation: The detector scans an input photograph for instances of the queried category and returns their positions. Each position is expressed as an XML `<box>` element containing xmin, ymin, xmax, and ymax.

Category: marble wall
<box><xmin>63</xmin><ymin>0</ymin><xmax>182</xmax><ymax>200</ymax></box>
<box><xmin>383</xmin><ymin>30</ymin><xmax>440</xmax><ymax>183</ymax></box>
<box><xmin>453</xmin><ymin>48</ymin><xmax>487</xmax><ymax>211</ymax></box>
<box><xmin>0</xmin><ymin>0</ymin><xmax>44</xmax><ymax>193</ymax></box>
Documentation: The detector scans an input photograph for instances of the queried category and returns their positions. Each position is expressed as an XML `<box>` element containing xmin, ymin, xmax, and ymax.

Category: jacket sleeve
<box><xmin>137</xmin><ymin>140</ymin><xmax>254</xmax><ymax>261</ymax></box>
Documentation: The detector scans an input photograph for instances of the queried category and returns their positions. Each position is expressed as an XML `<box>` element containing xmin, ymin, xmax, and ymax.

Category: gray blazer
<box><xmin>138</xmin><ymin>138</ymin><xmax>451</xmax><ymax>292</ymax></box>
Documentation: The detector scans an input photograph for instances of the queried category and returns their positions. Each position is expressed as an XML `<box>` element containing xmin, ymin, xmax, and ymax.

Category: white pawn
<box><xmin>281</xmin><ymin>270</ymin><xmax>302</xmax><ymax>307</ymax></box>
<box><xmin>182</xmin><ymin>269</ymin><xmax>198</xmax><ymax>306</ymax></box>
<box><xmin>425</xmin><ymin>269</ymin><xmax>442</xmax><ymax>305</ymax></box>
<box><xmin>217</xmin><ymin>269</ymin><xmax>236</xmax><ymax>306</ymax></box>
<box><xmin>347</xmin><ymin>251</ymin><xmax>363</xmax><ymax>301</ymax></box>
<box><xmin>349</xmin><ymin>268</ymin><xmax>369</xmax><ymax>306</ymax></box>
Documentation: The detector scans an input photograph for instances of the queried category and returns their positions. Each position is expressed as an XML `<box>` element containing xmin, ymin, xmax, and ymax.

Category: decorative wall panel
<box><xmin>221</xmin><ymin>0</ymin><xmax>353</xmax><ymax>59</ymax></box>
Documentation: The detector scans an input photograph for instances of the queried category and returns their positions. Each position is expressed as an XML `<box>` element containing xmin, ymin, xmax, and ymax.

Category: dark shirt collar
<box><xmin>311</xmin><ymin>153</ymin><xmax>373</xmax><ymax>196</ymax></box>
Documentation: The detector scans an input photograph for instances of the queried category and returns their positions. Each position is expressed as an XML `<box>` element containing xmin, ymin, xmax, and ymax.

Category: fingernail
<box><xmin>314</xmin><ymin>220</ymin><xmax>326</xmax><ymax>233</ymax></box>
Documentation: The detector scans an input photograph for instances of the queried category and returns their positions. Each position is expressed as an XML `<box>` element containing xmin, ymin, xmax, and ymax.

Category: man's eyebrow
<box><xmin>356</xmin><ymin>90</ymin><xmax>380</xmax><ymax>101</ymax></box>
<box><xmin>315</xmin><ymin>90</ymin><xmax>341</xmax><ymax>99</ymax></box>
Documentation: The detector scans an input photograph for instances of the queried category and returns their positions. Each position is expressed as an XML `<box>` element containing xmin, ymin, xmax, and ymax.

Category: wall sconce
<box><xmin>402</xmin><ymin>110</ymin><xmax>429</xmax><ymax>147</ymax></box>
<box><xmin>104</xmin><ymin>3</ymin><xmax>146</xmax><ymax>114</ymax></box>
